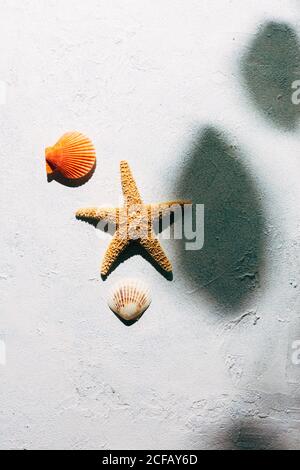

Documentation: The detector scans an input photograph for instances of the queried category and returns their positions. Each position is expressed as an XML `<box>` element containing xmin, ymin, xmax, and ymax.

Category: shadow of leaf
<box><xmin>241</xmin><ymin>21</ymin><xmax>300</xmax><ymax>131</ymax></box>
<box><xmin>178</xmin><ymin>126</ymin><xmax>265</xmax><ymax>313</ymax></box>
<box><xmin>225</xmin><ymin>422</ymin><xmax>287</xmax><ymax>450</ymax></box>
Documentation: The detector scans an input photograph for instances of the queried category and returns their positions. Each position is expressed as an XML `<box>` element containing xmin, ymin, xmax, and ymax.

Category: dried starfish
<box><xmin>76</xmin><ymin>161</ymin><xmax>191</xmax><ymax>276</ymax></box>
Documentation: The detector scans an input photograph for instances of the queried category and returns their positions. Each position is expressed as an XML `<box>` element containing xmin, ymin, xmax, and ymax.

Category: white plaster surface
<box><xmin>0</xmin><ymin>0</ymin><xmax>300</xmax><ymax>450</ymax></box>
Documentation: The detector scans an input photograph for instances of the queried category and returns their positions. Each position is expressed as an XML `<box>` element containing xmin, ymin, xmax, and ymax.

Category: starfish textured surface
<box><xmin>76</xmin><ymin>161</ymin><xmax>191</xmax><ymax>276</ymax></box>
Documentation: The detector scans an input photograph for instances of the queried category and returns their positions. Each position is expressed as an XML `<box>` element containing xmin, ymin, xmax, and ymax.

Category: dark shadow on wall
<box><xmin>241</xmin><ymin>21</ymin><xmax>300</xmax><ymax>131</ymax></box>
<box><xmin>188</xmin><ymin>421</ymin><xmax>286</xmax><ymax>450</ymax></box>
<box><xmin>178</xmin><ymin>127</ymin><xmax>265</xmax><ymax>313</ymax></box>
<box><xmin>222</xmin><ymin>422</ymin><xmax>287</xmax><ymax>450</ymax></box>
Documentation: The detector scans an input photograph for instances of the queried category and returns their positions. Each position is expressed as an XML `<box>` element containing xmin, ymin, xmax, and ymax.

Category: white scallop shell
<box><xmin>108</xmin><ymin>279</ymin><xmax>151</xmax><ymax>321</ymax></box>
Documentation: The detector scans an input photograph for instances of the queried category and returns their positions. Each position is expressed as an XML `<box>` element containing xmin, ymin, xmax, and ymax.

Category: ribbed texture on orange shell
<box><xmin>46</xmin><ymin>132</ymin><xmax>96</xmax><ymax>179</ymax></box>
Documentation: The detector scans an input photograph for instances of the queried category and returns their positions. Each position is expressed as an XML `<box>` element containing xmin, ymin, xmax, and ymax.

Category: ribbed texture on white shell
<box><xmin>108</xmin><ymin>279</ymin><xmax>151</xmax><ymax>321</ymax></box>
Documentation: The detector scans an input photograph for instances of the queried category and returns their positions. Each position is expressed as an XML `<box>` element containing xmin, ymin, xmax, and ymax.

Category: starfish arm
<box><xmin>101</xmin><ymin>235</ymin><xmax>129</xmax><ymax>276</ymax></box>
<box><xmin>140</xmin><ymin>236</ymin><xmax>173</xmax><ymax>273</ymax></box>
<box><xmin>120</xmin><ymin>161</ymin><xmax>142</xmax><ymax>206</ymax></box>
<box><xmin>148</xmin><ymin>200</ymin><xmax>192</xmax><ymax>221</ymax></box>
<box><xmin>76</xmin><ymin>207</ymin><xmax>118</xmax><ymax>225</ymax></box>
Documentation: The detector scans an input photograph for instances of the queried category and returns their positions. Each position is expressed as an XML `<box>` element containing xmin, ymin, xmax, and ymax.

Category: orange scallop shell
<box><xmin>45</xmin><ymin>132</ymin><xmax>96</xmax><ymax>179</ymax></box>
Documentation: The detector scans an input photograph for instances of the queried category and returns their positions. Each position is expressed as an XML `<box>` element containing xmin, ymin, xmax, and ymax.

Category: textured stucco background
<box><xmin>0</xmin><ymin>0</ymin><xmax>300</xmax><ymax>450</ymax></box>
